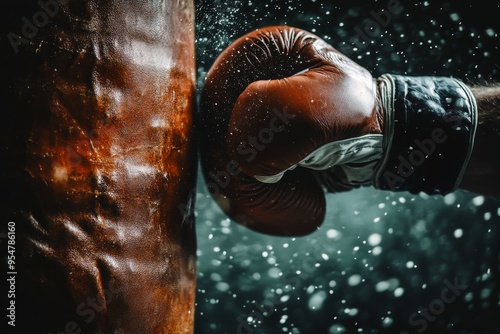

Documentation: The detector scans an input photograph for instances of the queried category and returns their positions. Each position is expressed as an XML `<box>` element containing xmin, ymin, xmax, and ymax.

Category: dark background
<box><xmin>194</xmin><ymin>1</ymin><xmax>500</xmax><ymax>333</ymax></box>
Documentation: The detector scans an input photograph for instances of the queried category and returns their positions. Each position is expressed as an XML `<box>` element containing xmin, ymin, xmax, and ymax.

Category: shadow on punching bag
<box><xmin>1</xmin><ymin>0</ymin><xmax>197</xmax><ymax>333</ymax></box>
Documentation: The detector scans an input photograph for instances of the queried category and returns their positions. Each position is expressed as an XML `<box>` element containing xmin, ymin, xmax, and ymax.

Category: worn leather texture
<box><xmin>1</xmin><ymin>1</ymin><xmax>197</xmax><ymax>332</ymax></box>
<box><xmin>201</xmin><ymin>25</ymin><xmax>382</xmax><ymax>236</ymax></box>
<box><xmin>375</xmin><ymin>74</ymin><xmax>477</xmax><ymax>194</ymax></box>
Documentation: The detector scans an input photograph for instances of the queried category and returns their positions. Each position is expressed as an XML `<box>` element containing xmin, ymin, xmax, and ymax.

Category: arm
<box><xmin>200</xmin><ymin>25</ymin><xmax>499</xmax><ymax>237</ymax></box>
<box><xmin>460</xmin><ymin>85</ymin><xmax>500</xmax><ymax>198</ymax></box>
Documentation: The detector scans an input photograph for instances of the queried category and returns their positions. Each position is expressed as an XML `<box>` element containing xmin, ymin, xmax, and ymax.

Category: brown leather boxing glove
<box><xmin>200</xmin><ymin>25</ymin><xmax>477</xmax><ymax>236</ymax></box>
<box><xmin>200</xmin><ymin>25</ymin><xmax>383</xmax><ymax>236</ymax></box>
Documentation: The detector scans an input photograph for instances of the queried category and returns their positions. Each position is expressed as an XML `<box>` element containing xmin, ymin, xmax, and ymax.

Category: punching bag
<box><xmin>1</xmin><ymin>0</ymin><xmax>197</xmax><ymax>333</ymax></box>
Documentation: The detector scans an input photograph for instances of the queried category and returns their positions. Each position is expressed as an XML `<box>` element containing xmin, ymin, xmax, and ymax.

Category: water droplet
<box><xmin>382</xmin><ymin>316</ymin><xmax>394</xmax><ymax>327</ymax></box>
<box><xmin>450</xmin><ymin>13</ymin><xmax>460</xmax><ymax>22</ymax></box>
<box><xmin>443</xmin><ymin>193</ymin><xmax>456</xmax><ymax>205</ymax></box>
<box><xmin>216</xmin><ymin>282</ymin><xmax>230</xmax><ymax>292</ymax></box>
<box><xmin>327</xmin><ymin>229</ymin><xmax>341</xmax><ymax>239</ymax></box>
<box><xmin>348</xmin><ymin>274</ymin><xmax>362</xmax><ymax>286</ymax></box>
<box><xmin>372</xmin><ymin>246</ymin><xmax>383</xmax><ymax>256</ymax></box>
<box><xmin>375</xmin><ymin>280</ymin><xmax>390</xmax><ymax>292</ymax></box>
<box><xmin>329</xmin><ymin>324</ymin><xmax>347</xmax><ymax>333</ymax></box>
<box><xmin>394</xmin><ymin>287</ymin><xmax>404</xmax><ymax>297</ymax></box>
<box><xmin>268</xmin><ymin>267</ymin><xmax>281</xmax><ymax>279</ymax></box>
<box><xmin>308</xmin><ymin>290</ymin><xmax>327</xmax><ymax>311</ymax></box>
<box><xmin>280</xmin><ymin>295</ymin><xmax>290</xmax><ymax>303</ymax></box>
<box><xmin>472</xmin><ymin>196</ymin><xmax>485</xmax><ymax>206</ymax></box>
<box><xmin>368</xmin><ymin>233</ymin><xmax>382</xmax><ymax>246</ymax></box>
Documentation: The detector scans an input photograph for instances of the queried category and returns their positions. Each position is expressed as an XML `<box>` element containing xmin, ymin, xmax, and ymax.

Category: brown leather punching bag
<box><xmin>1</xmin><ymin>0</ymin><xmax>197</xmax><ymax>333</ymax></box>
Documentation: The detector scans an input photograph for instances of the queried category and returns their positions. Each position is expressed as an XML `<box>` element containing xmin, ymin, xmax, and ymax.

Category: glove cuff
<box><xmin>374</xmin><ymin>74</ymin><xmax>478</xmax><ymax>194</ymax></box>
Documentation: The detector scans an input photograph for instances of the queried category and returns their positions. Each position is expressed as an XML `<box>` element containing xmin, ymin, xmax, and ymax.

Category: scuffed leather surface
<box><xmin>375</xmin><ymin>74</ymin><xmax>476</xmax><ymax>194</ymax></box>
<box><xmin>1</xmin><ymin>1</ymin><xmax>197</xmax><ymax>333</ymax></box>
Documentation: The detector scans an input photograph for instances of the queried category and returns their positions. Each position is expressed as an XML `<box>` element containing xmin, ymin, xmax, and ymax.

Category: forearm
<box><xmin>459</xmin><ymin>85</ymin><xmax>500</xmax><ymax>197</ymax></box>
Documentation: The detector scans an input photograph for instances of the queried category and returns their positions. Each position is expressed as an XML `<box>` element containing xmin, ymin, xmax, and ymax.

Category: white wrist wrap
<box><xmin>254</xmin><ymin>134</ymin><xmax>383</xmax><ymax>186</ymax></box>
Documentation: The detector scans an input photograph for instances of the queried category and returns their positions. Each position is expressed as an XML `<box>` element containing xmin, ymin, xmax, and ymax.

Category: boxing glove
<box><xmin>200</xmin><ymin>25</ymin><xmax>477</xmax><ymax>236</ymax></box>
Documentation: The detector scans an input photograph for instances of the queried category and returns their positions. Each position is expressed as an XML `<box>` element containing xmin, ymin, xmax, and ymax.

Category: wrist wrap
<box><xmin>374</xmin><ymin>74</ymin><xmax>477</xmax><ymax>194</ymax></box>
